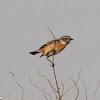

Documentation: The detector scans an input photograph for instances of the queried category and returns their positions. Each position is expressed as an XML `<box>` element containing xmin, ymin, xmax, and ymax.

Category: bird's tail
<box><xmin>29</xmin><ymin>50</ymin><xmax>40</xmax><ymax>55</ymax></box>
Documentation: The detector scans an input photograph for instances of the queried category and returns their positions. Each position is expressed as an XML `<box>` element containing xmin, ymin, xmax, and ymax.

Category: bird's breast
<box><xmin>55</xmin><ymin>43</ymin><xmax>66</xmax><ymax>54</ymax></box>
<box><xmin>39</xmin><ymin>42</ymin><xmax>66</xmax><ymax>55</ymax></box>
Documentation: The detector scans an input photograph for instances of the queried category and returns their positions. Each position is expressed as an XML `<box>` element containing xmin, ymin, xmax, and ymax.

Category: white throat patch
<box><xmin>60</xmin><ymin>40</ymin><xmax>66</xmax><ymax>44</ymax></box>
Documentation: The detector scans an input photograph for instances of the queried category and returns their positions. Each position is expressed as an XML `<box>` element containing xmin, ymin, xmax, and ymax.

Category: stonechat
<box><xmin>29</xmin><ymin>36</ymin><xmax>73</xmax><ymax>60</ymax></box>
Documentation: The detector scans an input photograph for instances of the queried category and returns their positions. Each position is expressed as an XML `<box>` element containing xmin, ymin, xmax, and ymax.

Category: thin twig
<box><xmin>38</xmin><ymin>71</ymin><xmax>56</xmax><ymax>92</ymax></box>
<box><xmin>62</xmin><ymin>69</ymin><xmax>81</xmax><ymax>97</ymax></box>
<box><xmin>47</xmin><ymin>25</ymin><xmax>56</xmax><ymax>41</ymax></box>
<box><xmin>53</xmin><ymin>66</ymin><xmax>61</xmax><ymax>100</ymax></box>
<box><xmin>37</xmin><ymin>70</ymin><xmax>58</xmax><ymax>99</ymax></box>
<box><xmin>47</xmin><ymin>24</ymin><xmax>56</xmax><ymax>65</ymax></box>
<box><xmin>69</xmin><ymin>77</ymin><xmax>79</xmax><ymax>100</ymax></box>
<box><xmin>82</xmin><ymin>81</ymin><xmax>87</xmax><ymax>100</ymax></box>
<box><xmin>92</xmin><ymin>80</ymin><xmax>100</xmax><ymax>100</ymax></box>
<box><xmin>9</xmin><ymin>72</ymin><xmax>24</xmax><ymax>100</ymax></box>
<box><xmin>42</xmin><ymin>89</ymin><xmax>52</xmax><ymax>100</ymax></box>
<box><xmin>47</xmin><ymin>25</ymin><xmax>61</xmax><ymax>100</ymax></box>
<box><xmin>61</xmin><ymin>80</ymin><xmax>64</xmax><ymax>97</ymax></box>
<box><xmin>29</xmin><ymin>76</ymin><xmax>48</xmax><ymax>100</ymax></box>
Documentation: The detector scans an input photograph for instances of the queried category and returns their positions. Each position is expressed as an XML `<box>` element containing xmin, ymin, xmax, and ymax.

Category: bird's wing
<box><xmin>39</xmin><ymin>40</ymin><xmax>57</xmax><ymax>49</ymax></box>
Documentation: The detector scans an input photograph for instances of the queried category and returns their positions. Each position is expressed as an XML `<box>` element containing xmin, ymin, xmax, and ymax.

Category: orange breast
<box><xmin>39</xmin><ymin>42</ymin><xmax>65</xmax><ymax>55</ymax></box>
<box><xmin>55</xmin><ymin>43</ymin><xmax>65</xmax><ymax>54</ymax></box>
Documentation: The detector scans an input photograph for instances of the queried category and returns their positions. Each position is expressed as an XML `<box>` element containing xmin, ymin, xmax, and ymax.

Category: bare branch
<box><xmin>37</xmin><ymin>70</ymin><xmax>58</xmax><ymax>99</ymax></box>
<box><xmin>42</xmin><ymin>89</ymin><xmax>52</xmax><ymax>100</ymax></box>
<box><xmin>47</xmin><ymin>24</ymin><xmax>56</xmax><ymax>42</ymax></box>
<box><xmin>82</xmin><ymin>81</ymin><xmax>87</xmax><ymax>100</ymax></box>
<box><xmin>29</xmin><ymin>76</ymin><xmax>48</xmax><ymax>100</ymax></box>
<box><xmin>62</xmin><ymin>69</ymin><xmax>81</xmax><ymax>97</ymax></box>
<box><xmin>47</xmin><ymin>25</ymin><xmax>61</xmax><ymax>100</ymax></box>
<box><xmin>69</xmin><ymin>77</ymin><xmax>79</xmax><ymax>100</ymax></box>
<box><xmin>38</xmin><ymin>71</ymin><xmax>56</xmax><ymax>92</ymax></box>
<box><xmin>92</xmin><ymin>80</ymin><xmax>100</xmax><ymax>100</ymax></box>
<box><xmin>9</xmin><ymin>72</ymin><xmax>24</xmax><ymax>100</ymax></box>
<box><xmin>61</xmin><ymin>80</ymin><xmax>64</xmax><ymax>97</ymax></box>
<box><xmin>47</xmin><ymin>25</ymin><xmax>56</xmax><ymax>66</ymax></box>
<box><xmin>52</xmin><ymin>66</ymin><xmax>61</xmax><ymax>100</ymax></box>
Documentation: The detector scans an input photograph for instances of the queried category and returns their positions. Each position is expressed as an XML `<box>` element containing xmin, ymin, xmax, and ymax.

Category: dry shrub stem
<box><xmin>48</xmin><ymin>25</ymin><xmax>61</xmax><ymax>100</ymax></box>
<box><xmin>69</xmin><ymin>77</ymin><xmax>79</xmax><ymax>100</ymax></box>
<box><xmin>38</xmin><ymin>71</ymin><xmax>56</xmax><ymax>93</ymax></box>
<box><xmin>92</xmin><ymin>80</ymin><xmax>100</xmax><ymax>100</ymax></box>
<box><xmin>9</xmin><ymin>72</ymin><xmax>24</xmax><ymax>100</ymax></box>
<box><xmin>38</xmin><ymin>71</ymin><xmax>57</xmax><ymax>99</ymax></box>
<box><xmin>62</xmin><ymin>69</ymin><xmax>81</xmax><ymax>97</ymax></box>
<box><xmin>82</xmin><ymin>82</ymin><xmax>88</xmax><ymax>100</ymax></box>
<box><xmin>61</xmin><ymin>80</ymin><xmax>65</xmax><ymax>97</ymax></box>
<box><xmin>53</xmin><ymin>66</ymin><xmax>61</xmax><ymax>100</ymax></box>
<box><xmin>29</xmin><ymin>76</ymin><xmax>48</xmax><ymax>100</ymax></box>
<box><xmin>42</xmin><ymin>89</ymin><xmax>52</xmax><ymax>100</ymax></box>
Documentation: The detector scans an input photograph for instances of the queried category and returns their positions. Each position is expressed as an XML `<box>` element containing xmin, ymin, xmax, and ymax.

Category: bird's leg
<box><xmin>46</xmin><ymin>57</ymin><xmax>55</xmax><ymax>67</ymax></box>
<box><xmin>40</xmin><ymin>54</ymin><xmax>44</xmax><ymax>57</ymax></box>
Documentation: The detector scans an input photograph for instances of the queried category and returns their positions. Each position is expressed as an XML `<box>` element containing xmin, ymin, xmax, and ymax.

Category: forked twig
<box><xmin>62</xmin><ymin>69</ymin><xmax>81</xmax><ymax>97</ymax></box>
<box><xmin>92</xmin><ymin>80</ymin><xmax>100</xmax><ymax>100</ymax></box>
<box><xmin>82</xmin><ymin>81</ymin><xmax>87</xmax><ymax>100</ymax></box>
<box><xmin>9</xmin><ymin>72</ymin><xmax>24</xmax><ymax>100</ymax></box>
<box><xmin>37</xmin><ymin>70</ymin><xmax>57</xmax><ymax>99</ymax></box>
<box><xmin>38</xmin><ymin>71</ymin><xmax>56</xmax><ymax>92</ymax></box>
<box><xmin>29</xmin><ymin>76</ymin><xmax>48</xmax><ymax>100</ymax></box>
<box><xmin>69</xmin><ymin>77</ymin><xmax>79</xmax><ymax>100</ymax></box>
<box><xmin>42</xmin><ymin>89</ymin><xmax>52</xmax><ymax>100</ymax></box>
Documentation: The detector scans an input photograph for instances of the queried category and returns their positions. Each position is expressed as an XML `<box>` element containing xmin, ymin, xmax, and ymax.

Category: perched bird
<box><xmin>29</xmin><ymin>36</ymin><xmax>73</xmax><ymax>60</ymax></box>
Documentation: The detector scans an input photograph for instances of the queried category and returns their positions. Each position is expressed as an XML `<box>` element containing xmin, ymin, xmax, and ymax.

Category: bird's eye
<box><xmin>64</xmin><ymin>38</ymin><xmax>67</xmax><ymax>40</ymax></box>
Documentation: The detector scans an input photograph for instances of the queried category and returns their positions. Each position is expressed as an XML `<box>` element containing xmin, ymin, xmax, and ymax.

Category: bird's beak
<box><xmin>71</xmin><ymin>38</ymin><xmax>74</xmax><ymax>40</ymax></box>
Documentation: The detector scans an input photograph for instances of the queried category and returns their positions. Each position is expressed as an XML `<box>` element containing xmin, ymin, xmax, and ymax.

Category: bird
<box><xmin>29</xmin><ymin>36</ymin><xmax>73</xmax><ymax>60</ymax></box>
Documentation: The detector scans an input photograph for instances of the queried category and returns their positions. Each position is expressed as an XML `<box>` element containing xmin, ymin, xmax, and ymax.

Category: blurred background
<box><xmin>0</xmin><ymin>0</ymin><xmax>100</xmax><ymax>100</ymax></box>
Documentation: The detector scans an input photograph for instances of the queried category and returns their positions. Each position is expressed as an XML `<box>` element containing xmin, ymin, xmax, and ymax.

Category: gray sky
<box><xmin>0</xmin><ymin>0</ymin><xmax>100</xmax><ymax>100</ymax></box>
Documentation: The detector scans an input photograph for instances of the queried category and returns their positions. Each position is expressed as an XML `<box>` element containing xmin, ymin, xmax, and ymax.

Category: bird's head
<box><xmin>60</xmin><ymin>36</ymin><xmax>73</xmax><ymax>45</ymax></box>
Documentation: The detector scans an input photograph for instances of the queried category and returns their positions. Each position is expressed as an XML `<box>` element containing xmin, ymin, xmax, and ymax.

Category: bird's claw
<box><xmin>50</xmin><ymin>63</ymin><xmax>55</xmax><ymax>67</ymax></box>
